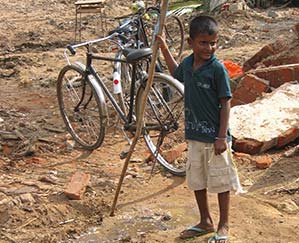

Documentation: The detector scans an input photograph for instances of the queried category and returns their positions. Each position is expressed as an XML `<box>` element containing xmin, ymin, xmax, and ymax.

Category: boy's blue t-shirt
<box><xmin>174</xmin><ymin>53</ymin><xmax>232</xmax><ymax>143</ymax></box>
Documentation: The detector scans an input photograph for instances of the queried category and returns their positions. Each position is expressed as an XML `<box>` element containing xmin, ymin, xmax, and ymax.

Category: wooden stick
<box><xmin>110</xmin><ymin>0</ymin><xmax>170</xmax><ymax>216</ymax></box>
<box><xmin>0</xmin><ymin>231</ymin><xmax>18</xmax><ymax>243</ymax></box>
<box><xmin>16</xmin><ymin>218</ymin><xmax>37</xmax><ymax>230</ymax></box>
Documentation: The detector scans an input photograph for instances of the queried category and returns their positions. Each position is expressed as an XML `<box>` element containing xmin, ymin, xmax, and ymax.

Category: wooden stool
<box><xmin>75</xmin><ymin>0</ymin><xmax>107</xmax><ymax>42</ymax></box>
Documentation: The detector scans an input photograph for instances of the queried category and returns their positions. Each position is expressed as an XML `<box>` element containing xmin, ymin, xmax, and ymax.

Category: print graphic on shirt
<box><xmin>185</xmin><ymin>108</ymin><xmax>216</xmax><ymax>134</ymax></box>
<box><xmin>196</xmin><ymin>81</ymin><xmax>210</xmax><ymax>89</ymax></box>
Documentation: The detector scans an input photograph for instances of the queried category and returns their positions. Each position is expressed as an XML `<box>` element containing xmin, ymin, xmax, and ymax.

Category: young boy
<box><xmin>156</xmin><ymin>15</ymin><xmax>243</xmax><ymax>243</ymax></box>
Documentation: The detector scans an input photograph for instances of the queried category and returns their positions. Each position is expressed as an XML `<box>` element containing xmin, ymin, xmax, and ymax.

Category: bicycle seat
<box><xmin>124</xmin><ymin>48</ymin><xmax>152</xmax><ymax>64</ymax></box>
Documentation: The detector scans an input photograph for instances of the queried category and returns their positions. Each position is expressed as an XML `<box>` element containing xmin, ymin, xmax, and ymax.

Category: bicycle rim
<box><xmin>136</xmin><ymin>73</ymin><xmax>186</xmax><ymax>176</ymax></box>
<box><xmin>57</xmin><ymin>65</ymin><xmax>106</xmax><ymax>150</ymax></box>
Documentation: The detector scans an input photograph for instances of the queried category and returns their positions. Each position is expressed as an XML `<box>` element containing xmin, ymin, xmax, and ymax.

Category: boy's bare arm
<box><xmin>156</xmin><ymin>35</ymin><xmax>178</xmax><ymax>76</ymax></box>
<box><xmin>214</xmin><ymin>97</ymin><xmax>231</xmax><ymax>155</ymax></box>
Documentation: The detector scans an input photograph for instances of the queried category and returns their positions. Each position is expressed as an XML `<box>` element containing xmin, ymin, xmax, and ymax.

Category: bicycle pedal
<box><xmin>119</xmin><ymin>150</ymin><xmax>129</xmax><ymax>159</ymax></box>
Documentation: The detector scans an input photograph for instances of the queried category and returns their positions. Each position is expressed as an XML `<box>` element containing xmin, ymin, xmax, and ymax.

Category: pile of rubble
<box><xmin>230</xmin><ymin>23</ymin><xmax>299</xmax><ymax>155</ymax></box>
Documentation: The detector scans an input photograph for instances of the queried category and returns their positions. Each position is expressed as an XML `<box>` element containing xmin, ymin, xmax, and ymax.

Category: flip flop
<box><xmin>179</xmin><ymin>226</ymin><xmax>214</xmax><ymax>239</ymax></box>
<box><xmin>208</xmin><ymin>232</ymin><xmax>229</xmax><ymax>243</ymax></box>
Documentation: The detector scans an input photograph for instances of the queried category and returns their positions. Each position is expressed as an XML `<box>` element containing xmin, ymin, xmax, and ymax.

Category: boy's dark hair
<box><xmin>189</xmin><ymin>15</ymin><xmax>219</xmax><ymax>39</ymax></box>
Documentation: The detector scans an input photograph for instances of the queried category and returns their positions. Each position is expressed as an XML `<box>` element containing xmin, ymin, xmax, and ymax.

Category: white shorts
<box><xmin>186</xmin><ymin>140</ymin><xmax>243</xmax><ymax>194</ymax></box>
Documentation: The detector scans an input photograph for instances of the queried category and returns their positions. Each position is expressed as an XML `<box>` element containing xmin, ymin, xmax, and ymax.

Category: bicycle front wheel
<box><xmin>136</xmin><ymin>73</ymin><xmax>186</xmax><ymax>176</ymax></box>
<box><xmin>57</xmin><ymin>64</ymin><xmax>106</xmax><ymax>150</ymax></box>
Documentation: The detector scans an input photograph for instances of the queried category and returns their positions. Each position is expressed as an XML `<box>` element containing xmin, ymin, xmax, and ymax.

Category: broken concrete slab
<box><xmin>230</xmin><ymin>82</ymin><xmax>299</xmax><ymax>154</ymax></box>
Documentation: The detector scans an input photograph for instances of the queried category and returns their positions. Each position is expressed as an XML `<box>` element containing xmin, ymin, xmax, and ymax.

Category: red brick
<box><xmin>293</xmin><ymin>66</ymin><xmax>299</xmax><ymax>80</ymax></box>
<box><xmin>269</xmin><ymin>68</ymin><xmax>293</xmax><ymax>88</ymax></box>
<box><xmin>25</xmin><ymin>157</ymin><xmax>46</xmax><ymax>164</ymax></box>
<box><xmin>255</xmin><ymin>156</ymin><xmax>272</xmax><ymax>169</ymax></box>
<box><xmin>240</xmin><ymin>74</ymin><xmax>269</xmax><ymax>93</ymax></box>
<box><xmin>269</xmin><ymin>78</ymin><xmax>286</xmax><ymax>89</ymax></box>
<box><xmin>233</xmin><ymin>138</ymin><xmax>263</xmax><ymax>155</ymax></box>
<box><xmin>243</xmin><ymin>45</ymin><xmax>274</xmax><ymax>72</ymax></box>
<box><xmin>162</xmin><ymin>142</ymin><xmax>187</xmax><ymax>163</ymax></box>
<box><xmin>145</xmin><ymin>148</ymin><xmax>164</xmax><ymax>162</ymax></box>
<box><xmin>231</xmin><ymin>98</ymin><xmax>244</xmax><ymax>107</ymax></box>
<box><xmin>254</xmin><ymin>71</ymin><xmax>268</xmax><ymax>80</ymax></box>
<box><xmin>64</xmin><ymin>171</ymin><xmax>90</xmax><ymax>200</ymax></box>
<box><xmin>280</xmin><ymin>68</ymin><xmax>294</xmax><ymax>82</ymax></box>
<box><xmin>2</xmin><ymin>145</ymin><xmax>12</xmax><ymax>155</ymax></box>
<box><xmin>276</xmin><ymin>128</ymin><xmax>299</xmax><ymax>148</ymax></box>
<box><xmin>233</xmin><ymin>86</ymin><xmax>257</xmax><ymax>104</ymax></box>
<box><xmin>255</xmin><ymin>65</ymin><xmax>299</xmax><ymax>88</ymax></box>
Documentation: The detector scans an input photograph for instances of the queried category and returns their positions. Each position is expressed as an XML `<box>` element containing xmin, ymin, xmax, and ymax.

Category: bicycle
<box><xmin>108</xmin><ymin>23</ymin><xmax>188</xmax><ymax>176</ymax></box>
<box><xmin>111</xmin><ymin>2</ymin><xmax>185</xmax><ymax>69</ymax></box>
<box><xmin>56</xmin><ymin>33</ymin><xmax>187</xmax><ymax>176</ymax></box>
<box><xmin>107</xmin><ymin>3</ymin><xmax>184</xmax><ymax>112</ymax></box>
<box><xmin>142</xmin><ymin>4</ymin><xmax>185</xmax><ymax>62</ymax></box>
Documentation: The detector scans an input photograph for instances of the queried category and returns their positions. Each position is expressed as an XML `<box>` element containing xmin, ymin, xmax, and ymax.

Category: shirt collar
<box><xmin>186</xmin><ymin>53</ymin><xmax>216</xmax><ymax>72</ymax></box>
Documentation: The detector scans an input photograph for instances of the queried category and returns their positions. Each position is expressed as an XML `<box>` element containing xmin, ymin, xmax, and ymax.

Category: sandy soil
<box><xmin>0</xmin><ymin>1</ymin><xmax>299</xmax><ymax>243</ymax></box>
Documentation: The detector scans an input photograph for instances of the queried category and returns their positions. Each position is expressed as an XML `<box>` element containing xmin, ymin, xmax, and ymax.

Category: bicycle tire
<box><xmin>143</xmin><ymin>12</ymin><xmax>184</xmax><ymax>61</ymax></box>
<box><xmin>164</xmin><ymin>15</ymin><xmax>184</xmax><ymax>60</ymax></box>
<box><xmin>136</xmin><ymin>73</ymin><xmax>186</xmax><ymax>176</ymax></box>
<box><xmin>57</xmin><ymin>64</ymin><xmax>107</xmax><ymax>150</ymax></box>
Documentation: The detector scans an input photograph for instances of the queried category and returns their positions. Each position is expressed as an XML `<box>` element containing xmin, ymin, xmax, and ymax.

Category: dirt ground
<box><xmin>0</xmin><ymin>0</ymin><xmax>299</xmax><ymax>243</ymax></box>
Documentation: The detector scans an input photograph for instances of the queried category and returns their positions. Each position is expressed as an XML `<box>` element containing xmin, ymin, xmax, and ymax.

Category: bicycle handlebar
<box><xmin>66</xmin><ymin>32</ymin><xmax>124</xmax><ymax>56</ymax></box>
<box><xmin>63</xmin><ymin>32</ymin><xmax>135</xmax><ymax>65</ymax></box>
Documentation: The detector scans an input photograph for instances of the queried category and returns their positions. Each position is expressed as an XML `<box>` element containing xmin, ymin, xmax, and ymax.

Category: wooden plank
<box><xmin>77</xmin><ymin>8</ymin><xmax>104</xmax><ymax>14</ymax></box>
<box><xmin>75</xmin><ymin>0</ymin><xmax>105</xmax><ymax>6</ymax></box>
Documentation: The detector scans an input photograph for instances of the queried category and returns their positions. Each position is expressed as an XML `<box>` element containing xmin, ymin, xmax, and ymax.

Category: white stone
<box><xmin>231</xmin><ymin>83</ymin><xmax>299</xmax><ymax>143</ymax></box>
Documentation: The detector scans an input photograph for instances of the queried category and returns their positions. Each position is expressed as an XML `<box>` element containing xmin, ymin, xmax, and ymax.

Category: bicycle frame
<box><xmin>65</xmin><ymin>34</ymin><xmax>140</xmax><ymax>130</ymax></box>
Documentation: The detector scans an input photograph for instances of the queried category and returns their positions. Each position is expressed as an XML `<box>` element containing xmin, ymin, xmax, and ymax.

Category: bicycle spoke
<box><xmin>136</xmin><ymin>74</ymin><xmax>186</xmax><ymax>176</ymax></box>
<box><xmin>57</xmin><ymin>65</ymin><xmax>105</xmax><ymax>150</ymax></box>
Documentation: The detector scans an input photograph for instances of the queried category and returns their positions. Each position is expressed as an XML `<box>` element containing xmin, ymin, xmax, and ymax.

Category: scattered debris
<box><xmin>231</xmin><ymin>82</ymin><xmax>299</xmax><ymax>154</ymax></box>
<box><xmin>64</xmin><ymin>171</ymin><xmax>91</xmax><ymax>200</ymax></box>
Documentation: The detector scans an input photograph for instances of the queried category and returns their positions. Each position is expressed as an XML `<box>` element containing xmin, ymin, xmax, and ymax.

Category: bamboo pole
<box><xmin>110</xmin><ymin>0</ymin><xmax>169</xmax><ymax>216</ymax></box>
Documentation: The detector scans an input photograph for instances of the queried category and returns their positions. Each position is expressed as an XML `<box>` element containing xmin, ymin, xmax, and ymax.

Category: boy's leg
<box><xmin>180</xmin><ymin>189</ymin><xmax>214</xmax><ymax>238</ymax></box>
<box><xmin>209</xmin><ymin>191</ymin><xmax>230</xmax><ymax>243</ymax></box>
<box><xmin>195</xmin><ymin>189</ymin><xmax>214</xmax><ymax>229</ymax></box>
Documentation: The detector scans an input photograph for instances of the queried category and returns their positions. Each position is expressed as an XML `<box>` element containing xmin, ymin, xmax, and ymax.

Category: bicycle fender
<box><xmin>74</xmin><ymin>61</ymin><xmax>108</xmax><ymax>120</ymax></box>
<box><xmin>154</xmin><ymin>72</ymin><xmax>184</xmax><ymax>93</ymax></box>
<box><xmin>88</xmin><ymin>75</ymin><xmax>107</xmax><ymax>109</ymax></box>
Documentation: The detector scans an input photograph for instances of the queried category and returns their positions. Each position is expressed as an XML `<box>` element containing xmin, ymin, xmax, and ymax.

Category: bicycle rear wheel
<box><xmin>57</xmin><ymin>64</ymin><xmax>106</xmax><ymax>150</ymax></box>
<box><xmin>143</xmin><ymin>12</ymin><xmax>184</xmax><ymax>61</ymax></box>
<box><xmin>164</xmin><ymin>15</ymin><xmax>184</xmax><ymax>60</ymax></box>
<box><xmin>136</xmin><ymin>73</ymin><xmax>186</xmax><ymax>176</ymax></box>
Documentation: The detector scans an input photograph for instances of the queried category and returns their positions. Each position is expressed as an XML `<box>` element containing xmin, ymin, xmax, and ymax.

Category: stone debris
<box><xmin>231</xmin><ymin>82</ymin><xmax>299</xmax><ymax>154</ymax></box>
<box><xmin>64</xmin><ymin>171</ymin><xmax>91</xmax><ymax>200</ymax></box>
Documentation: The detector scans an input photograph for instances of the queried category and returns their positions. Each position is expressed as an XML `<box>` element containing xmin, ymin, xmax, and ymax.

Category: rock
<box><xmin>39</xmin><ymin>175</ymin><xmax>58</xmax><ymax>184</ymax></box>
<box><xmin>66</xmin><ymin>139</ymin><xmax>75</xmax><ymax>151</ymax></box>
<box><xmin>0</xmin><ymin>198</ymin><xmax>11</xmax><ymax>206</ymax></box>
<box><xmin>242</xmin><ymin>179</ymin><xmax>254</xmax><ymax>186</ymax></box>
<box><xmin>19</xmin><ymin>193</ymin><xmax>36</xmax><ymax>204</ymax></box>
<box><xmin>231</xmin><ymin>83</ymin><xmax>299</xmax><ymax>154</ymax></box>
<box><xmin>283</xmin><ymin>145</ymin><xmax>299</xmax><ymax>157</ymax></box>
<box><xmin>277</xmin><ymin>199</ymin><xmax>299</xmax><ymax>213</ymax></box>
<box><xmin>267</xmin><ymin>10</ymin><xmax>279</xmax><ymax>18</ymax></box>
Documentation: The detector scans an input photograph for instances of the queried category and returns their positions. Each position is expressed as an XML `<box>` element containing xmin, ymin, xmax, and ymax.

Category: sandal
<box><xmin>180</xmin><ymin>226</ymin><xmax>214</xmax><ymax>239</ymax></box>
